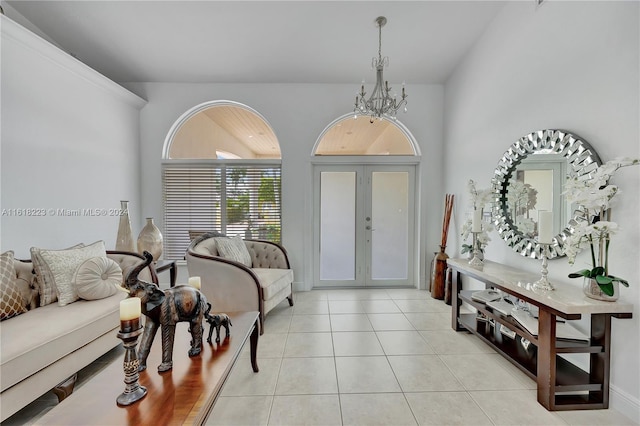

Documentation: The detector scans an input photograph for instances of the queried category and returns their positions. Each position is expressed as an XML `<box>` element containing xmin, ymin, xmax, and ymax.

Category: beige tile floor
<box><xmin>208</xmin><ymin>289</ymin><xmax>637</xmax><ymax>426</ymax></box>
<box><xmin>5</xmin><ymin>289</ymin><xmax>637</xmax><ymax>426</ymax></box>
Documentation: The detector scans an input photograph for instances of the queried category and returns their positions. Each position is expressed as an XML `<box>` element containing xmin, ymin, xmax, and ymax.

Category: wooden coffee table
<box><xmin>37</xmin><ymin>311</ymin><xmax>259</xmax><ymax>425</ymax></box>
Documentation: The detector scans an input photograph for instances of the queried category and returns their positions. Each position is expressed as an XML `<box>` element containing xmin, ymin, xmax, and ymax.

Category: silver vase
<box><xmin>137</xmin><ymin>217</ymin><xmax>163</xmax><ymax>262</ymax></box>
<box><xmin>115</xmin><ymin>201</ymin><xmax>136</xmax><ymax>252</ymax></box>
<box><xmin>583</xmin><ymin>277</ymin><xmax>618</xmax><ymax>302</ymax></box>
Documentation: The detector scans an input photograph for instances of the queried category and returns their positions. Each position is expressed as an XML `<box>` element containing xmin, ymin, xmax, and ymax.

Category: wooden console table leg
<box><xmin>590</xmin><ymin>314</ymin><xmax>611</xmax><ymax>407</ymax></box>
<box><xmin>451</xmin><ymin>270</ymin><xmax>464</xmax><ymax>331</ymax></box>
<box><xmin>250</xmin><ymin>319</ymin><xmax>259</xmax><ymax>373</ymax></box>
<box><xmin>537</xmin><ymin>309</ymin><xmax>557</xmax><ymax>410</ymax></box>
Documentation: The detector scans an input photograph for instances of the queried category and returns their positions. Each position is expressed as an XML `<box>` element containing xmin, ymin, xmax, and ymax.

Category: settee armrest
<box><xmin>185</xmin><ymin>250</ymin><xmax>263</xmax><ymax>315</ymax></box>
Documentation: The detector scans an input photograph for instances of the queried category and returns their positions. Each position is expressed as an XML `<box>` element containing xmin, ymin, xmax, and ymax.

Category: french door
<box><xmin>313</xmin><ymin>165</ymin><xmax>415</xmax><ymax>287</ymax></box>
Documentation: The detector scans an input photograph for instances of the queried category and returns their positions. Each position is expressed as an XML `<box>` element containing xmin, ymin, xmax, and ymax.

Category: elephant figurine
<box><xmin>206</xmin><ymin>313</ymin><xmax>232</xmax><ymax>343</ymax></box>
<box><xmin>125</xmin><ymin>251</ymin><xmax>214</xmax><ymax>372</ymax></box>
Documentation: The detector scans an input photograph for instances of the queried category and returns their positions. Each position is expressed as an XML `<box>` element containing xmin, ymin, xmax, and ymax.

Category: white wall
<box><xmin>125</xmin><ymin>82</ymin><xmax>444</xmax><ymax>290</ymax></box>
<box><xmin>444</xmin><ymin>1</ymin><xmax>639</xmax><ymax>420</ymax></box>
<box><xmin>0</xmin><ymin>16</ymin><xmax>146</xmax><ymax>258</ymax></box>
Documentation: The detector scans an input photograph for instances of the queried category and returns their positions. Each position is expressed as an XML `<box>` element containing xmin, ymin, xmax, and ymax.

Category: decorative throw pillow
<box><xmin>38</xmin><ymin>241</ymin><xmax>107</xmax><ymax>306</ymax></box>
<box><xmin>31</xmin><ymin>243</ymin><xmax>84</xmax><ymax>306</ymax></box>
<box><xmin>12</xmin><ymin>260</ymin><xmax>40</xmax><ymax>310</ymax></box>
<box><xmin>74</xmin><ymin>256</ymin><xmax>122</xmax><ymax>300</ymax></box>
<box><xmin>1</xmin><ymin>251</ymin><xmax>27</xmax><ymax>321</ymax></box>
<box><xmin>193</xmin><ymin>238</ymin><xmax>218</xmax><ymax>257</ymax></box>
<box><xmin>215</xmin><ymin>236</ymin><xmax>252</xmax><ymax>267</ymax></box>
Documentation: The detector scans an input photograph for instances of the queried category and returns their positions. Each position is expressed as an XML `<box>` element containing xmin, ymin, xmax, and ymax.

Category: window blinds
<box><xmin>162</xmin><ymin>163</ymin><xmax>281</xmax><ymax>260</ymax></box>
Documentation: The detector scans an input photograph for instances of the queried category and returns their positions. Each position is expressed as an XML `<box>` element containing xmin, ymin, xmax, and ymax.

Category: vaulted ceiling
<box><xmin>5</xmin><ymin>1</ymin><xmax>507</xmax><ymax>155</ymax></box>
<box><xmin>6</xmin><ymin>1</ymin><xmax>506</xmax><ymax>85</ymax></box>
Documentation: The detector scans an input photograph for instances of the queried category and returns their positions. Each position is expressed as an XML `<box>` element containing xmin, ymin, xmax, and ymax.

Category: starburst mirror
<box><xmin>491</xmin><ymin>129</ymin><xmax>601</xmax><ymax>259</ymax></box>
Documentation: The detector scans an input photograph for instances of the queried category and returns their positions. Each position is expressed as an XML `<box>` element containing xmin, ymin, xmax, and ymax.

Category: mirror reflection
<box><xmin>506</xmin><ymin>152</ymin><xmax>567</xmax><ymax>240</ymax></box>
<box><xmin>492</xmin><ymin>130</ymin><xmax>601</xmax><ymax>259</ymax></box>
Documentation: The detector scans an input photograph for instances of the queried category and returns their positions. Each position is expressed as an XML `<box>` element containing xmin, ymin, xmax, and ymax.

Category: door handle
<box><xmin>366</xmin><ymin>225</ymin><xmax>375</xmax><ymax>231</ymax></box>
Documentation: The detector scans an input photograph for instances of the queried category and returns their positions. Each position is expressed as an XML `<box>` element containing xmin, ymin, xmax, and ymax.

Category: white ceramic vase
<box><xmin>137</xmin><ymin>217</ymin><xmax>163</xmax><ymax>262</ymax></box>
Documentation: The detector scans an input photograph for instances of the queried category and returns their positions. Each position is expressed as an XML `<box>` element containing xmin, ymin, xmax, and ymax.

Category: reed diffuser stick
<box><xmin>441</xmin><ymin>194</ymin><xmax>455</xmax><ymax>247</ymax></box>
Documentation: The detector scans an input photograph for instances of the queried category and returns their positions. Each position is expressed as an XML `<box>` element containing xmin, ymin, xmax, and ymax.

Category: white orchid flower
<box><xmin>467</xmin><ymin>179</ymin><xmax>493</xmax><ymax>210</ymax></box>
<box><xmin>461</xmin><ymin>219</ymin><xmax>472</xmax><ymax>241</ymax></box>
<box><xmin>591</xmin><ymin>221</ymin><xmax>619</xmax><ymax>238</ymax></box>
<box><xmin>573</xmin><ymin>185</ymin><xmax>617</xmax><ymax>210</ymax></box>
<box><xmin>563</xmin><ymin>157</ymin><xmax>640</xmax><ymax>296</ymax></box>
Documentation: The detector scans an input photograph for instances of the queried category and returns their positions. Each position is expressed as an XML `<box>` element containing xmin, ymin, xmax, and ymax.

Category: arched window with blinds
<box><xmin>162</xmin><ymin>102</ymin><xmax>281</xmax><ymax>260</ymax></box>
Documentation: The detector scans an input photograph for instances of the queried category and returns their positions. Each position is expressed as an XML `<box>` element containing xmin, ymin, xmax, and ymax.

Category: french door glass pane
<box><xmin>371</xmin><ymin>172</ymin><xmax>408</xmax><ymax>280</ymax></box>
<box><xmin>320</xmin><ymin>172</ymin><xmax>356</xmax><ymax>281</ymax></box>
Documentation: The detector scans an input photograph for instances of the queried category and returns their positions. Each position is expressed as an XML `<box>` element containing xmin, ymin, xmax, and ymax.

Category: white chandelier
<box><xmin>354</xmin><ymin>16</ymin><xmax>407</xmax><ymax>122</ymax></box>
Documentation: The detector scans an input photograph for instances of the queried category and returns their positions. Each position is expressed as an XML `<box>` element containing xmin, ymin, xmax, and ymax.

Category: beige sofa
<box><xmin>0</xmin><ymin>251</ymin><xmax>157</xmax><ymax>422</ymax></box>
<box><xmin>186</xmin><ymin>233</ymin><xmax>294</xmax><ymax>334</ymax></box>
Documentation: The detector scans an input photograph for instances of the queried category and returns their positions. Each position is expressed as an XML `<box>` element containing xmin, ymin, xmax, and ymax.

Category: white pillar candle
<box><xmin>120</xmin><ymin>297</ymin><xmax>141</xmax><ymax>321</ymax></box>
<box><xmin>188</xmin><ymin>276</ymin><xmax>201</xmax><ymax>290</ymax></box>
<box><xmin>472</xmin><ymin>208</ymin><xmax>483</xmax><ymax>232</ymax></box>
<box><xmin>538</xmin><ymin>210</ymin><xmax>553</xmax><ymax>244</ymax></box>
<box><xmin>119</xmin><ymin>297</ymin><xmax>141</xmax><ymax>332</ymax></box>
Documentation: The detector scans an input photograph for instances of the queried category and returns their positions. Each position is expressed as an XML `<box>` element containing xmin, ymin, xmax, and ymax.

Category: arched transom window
<box><xmin>168</xmin><ymin>103</ymin><xmax>280</xmax><ymax>159</ymax></box>
<box><xmin>314</xmin><ymin>116</ymin><xmax>416</xmax><ymax>156</ymax></box>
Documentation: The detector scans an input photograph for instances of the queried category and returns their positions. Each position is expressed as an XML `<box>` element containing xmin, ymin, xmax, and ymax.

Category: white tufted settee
<box><xmin>185</xmin><ymin>232</ymin><xmax>294</xmax><ymax>334</ymax></box>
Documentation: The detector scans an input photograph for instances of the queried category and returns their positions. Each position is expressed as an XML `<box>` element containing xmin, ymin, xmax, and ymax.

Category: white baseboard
<box><xmin>610</xmin><ymin>384</ymin><xmax>640</xmax><ymax>424</ymax></box>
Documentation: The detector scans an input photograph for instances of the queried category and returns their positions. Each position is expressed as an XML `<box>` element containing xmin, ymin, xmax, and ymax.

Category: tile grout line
<box><xmin>264</xmin><ymin>311</ymin><xmax>292</xmax><ymax>426</ymax></box>
<box><xmin>329</xmin><ymin>301</ymin><xmax>347</xmax><ymax>426</ymax></box>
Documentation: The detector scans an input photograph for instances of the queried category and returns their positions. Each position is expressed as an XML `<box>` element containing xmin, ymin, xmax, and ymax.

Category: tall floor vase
<box><xmin>430</xmin><ymin>246</ymin><xmax>448</xmax><ymax>300</ymax></box>
<box><xmin>115</xmin><ymin>201</ymin><xmax>136</xmax><ymax>252</ymax></box>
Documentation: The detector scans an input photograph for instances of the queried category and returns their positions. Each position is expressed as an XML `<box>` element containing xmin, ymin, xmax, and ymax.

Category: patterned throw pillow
<box><xmin>1</xmin><ymin>251</ymin><xmax>27</xmax><ymax>321</ymax></box>
<box><xmin>74</xmin><ymin>256</ymin><xmax>122</xmax><ymax>300</ymax></box>
<box><xmin>37</xmin><ymin>241</ymin><xmax>107</xmax><ymax>306</ymax></box>
<box><xmin>215</xmin><ymin>236</ymin><xmax>252</xmax><ymax>267</ymax></box>
<box><xmin>31</xmin><ymin>243</ymin><xmax>84</xmax><ymax>306</ymax></box>
<box><xmin>12</xmin><ymin>259</ymin><xmax>40</xmax><ymax>310</ymax></box>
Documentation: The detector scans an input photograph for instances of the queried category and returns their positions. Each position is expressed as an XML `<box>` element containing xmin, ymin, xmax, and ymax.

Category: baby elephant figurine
<box><xmin>206</xmin><ymin>313</ymin><xmax>233</xmax><ymax>343</ymax></box>
<box><xmin>125</xmin><ymin>251</ymin><xmax>214</xmax><ymax>372</ymax></box>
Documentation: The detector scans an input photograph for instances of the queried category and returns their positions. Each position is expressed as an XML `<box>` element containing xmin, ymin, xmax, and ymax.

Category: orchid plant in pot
<box><xmin>563</xmin><ymin>157</ymin><xmax>639</xmax><ymax>301</ymax></box>
<box><xmin>461</xmin><ymin>180</ymin><xmax>493</xmax><ymax>258</ymax></box>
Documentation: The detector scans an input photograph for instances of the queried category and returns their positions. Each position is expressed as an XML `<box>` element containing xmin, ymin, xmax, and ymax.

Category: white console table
<box><xmin>448</xmin><ymin>258</ymin><xmax>633</xmax><ymax>411</ymax></box>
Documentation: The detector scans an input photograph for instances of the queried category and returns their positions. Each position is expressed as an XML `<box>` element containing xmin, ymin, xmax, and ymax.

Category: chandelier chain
<box><xmin>378</xmin><ymin>20</ymin><xmax>382</xmax><ymax>63</ymax></box>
